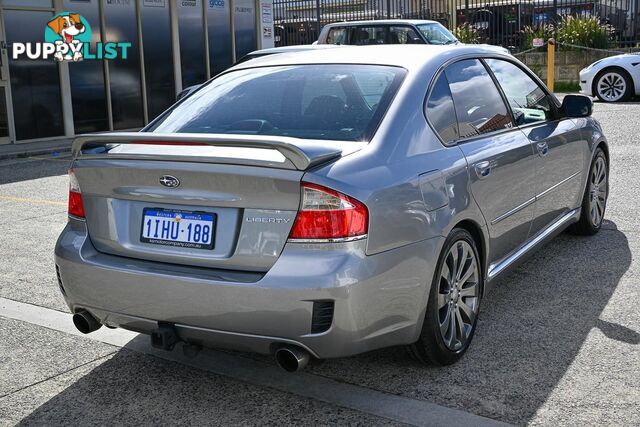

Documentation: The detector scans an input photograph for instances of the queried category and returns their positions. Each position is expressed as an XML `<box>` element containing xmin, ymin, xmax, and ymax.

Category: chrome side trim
<box><xmin>287</xmin><ymin>235</ymin><xmax>368</xmax><ymax>244</ymax></box>
<box><xmin>536</xmin><ymin>171</ymin><xmax>581</xmax><ymax>200</ymax></box>
<box><xmin>491</xmin><ymin>197</ymin><xmax>536</xmax><ymax>225</ymax></box>
<box><xmin>491</xmin><ymin>171</ymin><xmax>581</xmax><ymax>225</ymax></box>
<box><xmin>487</xmin><ymin>208</ymin><xmax>580</xmax><ymax>281</ymax></box>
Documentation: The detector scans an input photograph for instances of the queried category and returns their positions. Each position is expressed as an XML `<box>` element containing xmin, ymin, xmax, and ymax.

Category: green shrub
<box><xmin>453</xmin><ymin>23</ymin><xmax>481</xmax><ymax>44</ymax></box>
<box><xmin>521</xmin><ymin>16</ymin><xmax>614</xmax><ymax>51</ymax></box>
<box><xmin>521</xmin><ymin>23</ymin><xmax>556</xmax><ymax>50</ymax></box>
<box><xmin>556</xmin><ymin>16</ymin><xmax>613</xmax><ymax>49</ymax></box>
<box><xmin>553</xmin><ymin>81</ymin><xmax>580</xmax><ymax>93</ymax></box>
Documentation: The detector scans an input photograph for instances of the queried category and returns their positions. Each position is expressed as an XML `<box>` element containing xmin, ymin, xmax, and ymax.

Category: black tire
<box><xmin>569</xmin><ymin>148</ymin><xmax>608</xmax><ymax>236</ymax></box>
<box><xmin>593</xmin><ymin>68</ymin><xmax>633</xmax><ymax>103</ymax></box>
<box><xmin>409</xmin><ymin>228</ymin><xmax>483</xmax><ymax>366</ymax></box>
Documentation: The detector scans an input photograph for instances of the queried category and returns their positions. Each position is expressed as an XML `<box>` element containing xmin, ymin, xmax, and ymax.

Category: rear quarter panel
<box><xmin>304</xmin><ymin>61</ymin><xmax>487</xmax><ymax>257</ymax></box>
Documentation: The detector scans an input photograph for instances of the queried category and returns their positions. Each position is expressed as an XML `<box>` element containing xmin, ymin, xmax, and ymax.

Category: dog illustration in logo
<box><xmin>47</xmin><ymin>14</ymin><xmax>86</xmax><ymax>62</ymax></box>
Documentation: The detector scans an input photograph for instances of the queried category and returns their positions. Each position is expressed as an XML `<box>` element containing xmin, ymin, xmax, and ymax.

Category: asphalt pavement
<box><xmin>0</xmin><ymin>100</ymin><xmax>638</xmax><ymax>426</ymax></box>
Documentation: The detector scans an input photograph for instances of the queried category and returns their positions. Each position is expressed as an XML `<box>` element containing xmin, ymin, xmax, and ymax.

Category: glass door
<box><xmin>2</xmin><ymin>8</ymin><xmax>64</xmax><ymax>142</ymax></box>
<box><xmin>0</xmin><ymin>12</ymin><xmax>13</xmax><ymax>145</ymax></box>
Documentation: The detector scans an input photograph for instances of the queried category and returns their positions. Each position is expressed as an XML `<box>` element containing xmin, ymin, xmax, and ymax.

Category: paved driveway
<box><xmin>0</xmin><ymin>100</ymin><xmax>638</xmax><ymax>426</ymax></box>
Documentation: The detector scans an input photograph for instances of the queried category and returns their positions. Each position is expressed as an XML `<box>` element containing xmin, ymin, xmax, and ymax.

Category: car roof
<box><xmin>231</xmin><ymin>44</ymin><xmax>508</xmax><ymax>73</ymax></box>
<box><xmin>247</xmin><ymin>45</ymin><xmax>343</xmax><ymax>56</ymax></box>
<box><xmin>323</xmin><ymin>19</ymin><xmax>439</xmax><ymax>27</ymax></box>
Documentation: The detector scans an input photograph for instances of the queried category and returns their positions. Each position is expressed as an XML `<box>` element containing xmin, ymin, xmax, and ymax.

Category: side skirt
<box><xmin>486</xmin><ymin>208</ymin><xmax>581</xmax><ymax>286</ymax></box>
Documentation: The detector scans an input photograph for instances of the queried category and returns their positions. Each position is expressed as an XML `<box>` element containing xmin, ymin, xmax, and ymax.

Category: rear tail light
<box><xmin>68</xmin><ymin>169</ymin><xmax>85</xmax><ymax>219</ymax></box>
<box><xmin>289</xmin><ymin>182</ymin><xmax>368</xmax><ymax>241</ymax></box>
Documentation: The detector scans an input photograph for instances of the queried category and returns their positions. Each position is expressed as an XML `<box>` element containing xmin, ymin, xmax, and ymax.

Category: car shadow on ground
<box><xmin>16</xmin><ymin>221</ymin><xmax>633</xmax><ymax>425</ymax></box>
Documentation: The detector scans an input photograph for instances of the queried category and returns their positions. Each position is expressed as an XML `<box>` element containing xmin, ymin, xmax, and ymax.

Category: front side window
<box><xmin>426</xmin><ymin>73</ymin><xmax>458</xmax><ymax>144</ymax></box>
<box><xmin>485</xmin><ymin>59</ymin><xmax>554</xmax><ymax>125</ymax></box>
<box><xmin>148</xmin><ymin>65</ymin><xmax>406</xmax><ymax>142</ymax></box>
<box><xmin>445</xmin><ymin>59</ymin><xmax>513</xmax><ymax>139</ymax></box>
<box><xmin>416</xmin><ymin>23</ymin><xmax>458</xmax><ymax>45</ymax></box>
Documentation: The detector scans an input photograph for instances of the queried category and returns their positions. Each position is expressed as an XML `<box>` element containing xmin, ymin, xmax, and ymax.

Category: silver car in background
<box><xmin>55</xmin><ymin>45</ymin><xmax>609</xmax><ymax>371</ymax></box>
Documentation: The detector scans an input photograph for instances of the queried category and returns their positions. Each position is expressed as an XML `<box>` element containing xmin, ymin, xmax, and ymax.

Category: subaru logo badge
<box><xmin>159</xmin><ymin>175</ymin><xmax>180</xmax><ymax>188</ymax></box>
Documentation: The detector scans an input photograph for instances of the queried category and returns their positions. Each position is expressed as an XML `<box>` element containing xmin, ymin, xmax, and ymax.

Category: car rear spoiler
<box><xmin>72</xmin><ymin>132</ymin><xmax>360</xmax><ymax>171</ymax></box>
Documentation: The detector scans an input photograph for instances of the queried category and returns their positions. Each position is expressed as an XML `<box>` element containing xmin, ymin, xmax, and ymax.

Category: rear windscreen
<box><xmin>147</xmin><ymin>65</ymin><xmax>406</xmax><ymax>142</ymax></box>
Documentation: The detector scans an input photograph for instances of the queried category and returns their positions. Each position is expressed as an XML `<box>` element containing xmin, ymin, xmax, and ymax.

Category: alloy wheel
<box><xmin>437</xmin><ymin>240</ymin><xmax>480</xmax><ymax>351</ymax></box>
<box><xmin>597</xmin><ymin>72</ymin><xmax>626</xmax><ymax>102</ymax></box>
<box><xmin>589</xmin><ymin>156</ymin><xmax>608</xmax><ymax>227</ymax></box>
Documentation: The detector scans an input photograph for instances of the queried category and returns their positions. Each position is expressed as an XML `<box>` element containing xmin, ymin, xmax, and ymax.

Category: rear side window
<box><xmin>444</xmin><ymin>59</ymin><xmax>513</xmax><ymax>139</ymax></box>
<box><xmin>389</xmin><ymin>26</ymin><xmax>423</xmax><ymax>44</ymax></box>
<box><xmin>326</xmin><ymin>28</ymin><xmax>347</xmax><ymax>45</ymax></box>
<box><xmin>348</xmin><ymin>26</ymin><xmax>387</xmax><ymax>45</ymax></box>
<box><xmin>426</xmin><ymin>73</ymin><xmax>458</xmax><ymax>144</ymax></box>
<box><xmin>485</xmin><ymin>59</ymin><xmax>554</xmax><ymax>125</ymax></box>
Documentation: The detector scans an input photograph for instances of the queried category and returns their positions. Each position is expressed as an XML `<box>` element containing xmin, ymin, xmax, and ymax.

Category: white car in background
<box><xmin>580</xmin><ymin>54</ymin><xmax>640</xmax><ymax>102</ymax></box>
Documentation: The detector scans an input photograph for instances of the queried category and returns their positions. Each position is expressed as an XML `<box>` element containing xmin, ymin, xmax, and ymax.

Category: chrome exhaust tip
<box><xmin>72</xmin><ymin>310</ymin><xmax>102</xmax><ymax>334</ymax></box>
<box><xmin>275</xmin><ymin>346</ymin><xmax>310</xmax><ymax>372</ymax></box>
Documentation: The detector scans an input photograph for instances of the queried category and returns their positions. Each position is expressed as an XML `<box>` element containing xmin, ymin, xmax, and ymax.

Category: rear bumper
<box><xmin>55</xmin><ymin>219</ymin><xmax>440</xmax><ymax>359</ymax></box>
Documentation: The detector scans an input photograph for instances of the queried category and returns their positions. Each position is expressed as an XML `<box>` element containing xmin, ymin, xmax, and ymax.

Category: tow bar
<box><xmin>150</xmin><ymin>322</ymin><xmax>202</xmax><ymax>358</ymax></box>
<box><xmin>151</xmin><ymin>323</ymin><xmax>179</xmax><ymax>351</ymax></box>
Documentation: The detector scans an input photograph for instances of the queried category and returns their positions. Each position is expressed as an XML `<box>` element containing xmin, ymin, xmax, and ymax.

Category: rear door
<box><xmin>484</xmin><ymin>58</ymin><xmax>586</xmax><ymax>236</ymax></box>
<box><xmin>441</xmin><ymin>59</ymin><xmax>537</xmax><ymax>263</ymax></box>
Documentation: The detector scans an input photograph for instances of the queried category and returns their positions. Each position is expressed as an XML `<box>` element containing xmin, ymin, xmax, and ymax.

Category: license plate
<box><xmin>141</xmin><ymin>208</ymin><xmax>216</xmax><ymax>250</ymax></box>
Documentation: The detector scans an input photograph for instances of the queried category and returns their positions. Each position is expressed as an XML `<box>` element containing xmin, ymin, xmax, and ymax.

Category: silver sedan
<box><xmin>55</xmin><ymin>45</ymin><xmax>609</xmax><ymax>371</ymax></box>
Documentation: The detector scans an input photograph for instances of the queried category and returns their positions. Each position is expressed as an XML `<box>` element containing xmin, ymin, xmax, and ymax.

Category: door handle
<box><xmin>474</xmin><ymin>161</ymin><xmax>492</xmax><ymax>179</ymax></box>
<box><xmin>536</xmin><ymin>141</ymin><xmax>549</xmax><ymax>157</ymax></box>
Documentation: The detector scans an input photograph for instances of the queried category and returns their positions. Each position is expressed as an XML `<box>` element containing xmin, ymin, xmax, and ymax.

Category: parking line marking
<box><xmin>0</xmin><ymin>195</ymin><xmax>66</xmax><ymax>206</ymax></box>
<box><xmin>0</xmin><ymin>297</ymin><xmax>510</xmax><ymax>427</ymax></box>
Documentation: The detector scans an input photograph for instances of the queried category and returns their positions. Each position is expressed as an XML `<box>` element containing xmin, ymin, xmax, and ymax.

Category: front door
<box><xmin>521</xmin><ymin>120</ymin><xmax>585</xmax><ymax>234</ymax></box>
<box><xmin>444</xmin><ymin>58</ymin><xmax>537</xmax><ymax>264</ymax></box>
<box><xmin>484</xmin><ymin>58</ymin><xmax>586</xmax><ymax>236</ymax></box>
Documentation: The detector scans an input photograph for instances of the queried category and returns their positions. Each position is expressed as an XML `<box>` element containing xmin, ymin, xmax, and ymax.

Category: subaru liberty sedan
<box><xmin>56</xmin><ymin>45</ymin><xmax>608</xmax><ymax>371</ymax></box>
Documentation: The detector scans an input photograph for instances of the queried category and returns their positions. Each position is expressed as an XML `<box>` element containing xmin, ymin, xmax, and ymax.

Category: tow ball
<box><xmin>150</xmin><ymin>322</ymin><xmax>202</xmax><ymax>358</ymax></box>
<box><xmin>150</xmin><ymin>323</ymin><xmax>179</xmax><ymax>351</ymax></box>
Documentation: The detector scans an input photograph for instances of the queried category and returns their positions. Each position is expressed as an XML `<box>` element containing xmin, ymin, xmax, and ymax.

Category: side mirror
<box><xmin>561</xmin><ymin>94</ymin><xmax>593</xmax><ymax>118</ymax></box>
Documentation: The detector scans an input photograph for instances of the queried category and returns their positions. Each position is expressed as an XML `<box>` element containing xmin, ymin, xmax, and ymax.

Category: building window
<box><xmin>178</xmin><ymin>0</ymin><xmax>207</xmax><ymax>88</ymax></box>
<box><xmin>140</xmin><ymin>0</ymin><xmax>175</xmax><ymax>120</ymax></box>
<box><xmin>234</xmin><ymin>0</ymin><xmax>257</xmax><ymax>60</ymax></box>
<box><xmin>0</xmin><ymin>0</ymin><xmax>52</xmax><ymax>6</ymax></box>
<box><xmin>207</xmin><ymin>0</ymin><xmax>233</xmax><ymax>75</ymax></box>
<box><xmin>5</xmin><ymin>10</ymin><xmax>63</xmax><ymax>140</ymax></box>
<box><xmin>103</xmin><ymin>0</ymin><xmax>144</xmax><ymax>130</ymax></box>
<box><xmin>63</xmin><ymin>0</ymin><xmax>109</xmax><ymax>134</ymax></box>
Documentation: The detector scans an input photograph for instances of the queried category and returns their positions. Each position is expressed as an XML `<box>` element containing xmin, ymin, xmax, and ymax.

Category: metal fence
<box><xmin>273</xmin><ymin>0</ymin><xmax>640</xmax><ymax>50</ymax></box>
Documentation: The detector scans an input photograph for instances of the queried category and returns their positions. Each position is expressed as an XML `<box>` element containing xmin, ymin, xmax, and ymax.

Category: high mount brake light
<box><xmin>289</xmin><ymin>182</ymin><xmax>368</xmax><ymax>241</ymax></box>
